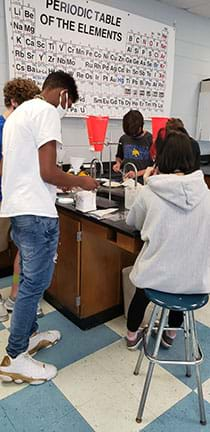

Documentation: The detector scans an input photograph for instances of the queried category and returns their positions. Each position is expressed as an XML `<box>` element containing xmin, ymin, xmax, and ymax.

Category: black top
<box><xmin>116</xmin><ymin>131</ymin><xmax>153</xmax><ymax>183</ymax></box>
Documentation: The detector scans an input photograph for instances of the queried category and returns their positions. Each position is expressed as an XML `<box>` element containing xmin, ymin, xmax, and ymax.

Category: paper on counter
<box><xmin>102</xmin><ymin>181</ymin><xmax>122</xmax><ymax>188</ymax></box>
<box><xmin>88</xmin><ymin>208</ymin><xmax>119</xmax><ymax>220</ymax></box>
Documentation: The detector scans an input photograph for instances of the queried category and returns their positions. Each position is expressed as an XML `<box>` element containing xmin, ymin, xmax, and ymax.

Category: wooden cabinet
<box><xmin>0</xmin><ymin>241</ymin><xmax>17</xmax><ymax>278</ymax></box>
<box><xmin>47</xmin><ymin>210</ymin><xmax>81</xmax><ymax>316</ymax></box>
<box><xmin>204</xmin><ymin>175</ymin><xmax>210</xmax><ymax>189</ymax></box>
<box><xmin>46</xmin><ymin>207</ymin><xmax>141</xmax><ymax>328</ymax></box>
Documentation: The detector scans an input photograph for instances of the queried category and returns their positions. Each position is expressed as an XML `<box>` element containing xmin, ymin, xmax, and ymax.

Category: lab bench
<box><xmin>45</xmin><ymin>201</ymin><xmax>142</xmax><ymax>329</ymax></box>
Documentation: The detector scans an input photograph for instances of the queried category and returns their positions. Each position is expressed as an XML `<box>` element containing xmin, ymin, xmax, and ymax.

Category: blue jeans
<box><xmin>7</xmin><ymin>215</ymin><xmax>59</xmax><ymax>358</ymax></box>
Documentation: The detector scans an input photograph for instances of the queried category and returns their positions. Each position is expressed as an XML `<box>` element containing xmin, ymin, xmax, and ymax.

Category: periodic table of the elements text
<box><xmin>5</xmin><ymin>0</ymin><xmax>175</xmax><ymax>118</ymax></box>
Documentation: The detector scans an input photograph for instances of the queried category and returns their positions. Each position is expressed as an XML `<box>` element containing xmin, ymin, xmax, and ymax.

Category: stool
<box><xmin>134</xmin><ymin>289</ymin><xmax>209</xmax><ymax>426</ymax></box>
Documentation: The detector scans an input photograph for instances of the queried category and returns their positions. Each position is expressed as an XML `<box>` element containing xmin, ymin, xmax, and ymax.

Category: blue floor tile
<box><xmin>34</xmin><ymin>310</ymin><xmax>121</xmax><ymax>370</ymax></box>
<box><xmin>0</xmin><ymin>381</ymin><xmax>77</xmax><ymax>432</ymax></box>
<box><xmin>158</xmin><ymin>321</ymin><xmax>210</xmax><ymax>389</ymax></box>
<box><xmin>49</xmin><ymin>410</ymin><xmax>94</xmax><ymax>432</ymax></box>
<box><xmin>141</xmin><ymin>392</ymin><xmax>210</xmax><ymax>432</ymax></box>
<box><xmin>0</xmin><ymin>405</ymin><xmax>15</xmax><ymax>431</ymax></box>
<box><xmin>0</xmin><ymin>276</ymin><xmax>12</xmax><ymax>289</ymax></box>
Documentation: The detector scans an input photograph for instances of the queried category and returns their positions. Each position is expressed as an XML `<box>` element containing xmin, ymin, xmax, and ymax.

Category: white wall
<box><xmin>1</xmin><ymin>0</ymin><xmax>210</xmax><ymax>162</ymax></box>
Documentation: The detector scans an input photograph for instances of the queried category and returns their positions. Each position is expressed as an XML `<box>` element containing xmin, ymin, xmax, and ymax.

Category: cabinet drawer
<box><xmin>115</xmin><ymin>232</ymin><xmax>141</xmax><ymax>253</ymax></box>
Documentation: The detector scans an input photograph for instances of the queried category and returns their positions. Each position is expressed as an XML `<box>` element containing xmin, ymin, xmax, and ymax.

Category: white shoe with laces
<box><xmin>0</xmin><ymin>352</ymin><xmax>57</xmax><ymax>385</ymax></box>
<box><xmin>28</xmin><ymin>330</ymin><xmax>61</xmax><ymax>356</ymax></box>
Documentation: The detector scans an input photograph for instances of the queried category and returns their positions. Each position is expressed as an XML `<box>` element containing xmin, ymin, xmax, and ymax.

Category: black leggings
<box><xmin>127</xmin><ymin>288</ymin><xmax>183</xmax><ymax>332</ymax></box>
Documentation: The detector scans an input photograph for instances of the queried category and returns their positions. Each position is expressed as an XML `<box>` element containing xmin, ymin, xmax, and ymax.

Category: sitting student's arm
<box><xmin>126</xmin><ymin>198</ymin><xmax>146</xmax><ymax>232</ymax></box>
<box><xmin>39</xmin><ymin>141</ymin><xmax>98</xmax><ymax>191</ymax></box>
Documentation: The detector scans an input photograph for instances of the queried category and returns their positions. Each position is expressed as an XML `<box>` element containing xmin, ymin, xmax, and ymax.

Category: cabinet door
<box><xmin>48</xmin><ymin>210</ymin><xmax>81</xmax><ymax>315</ymax></box>
<box><xmin>80</xmin><ymin>219</ymin><xmax>122</xmax><ymax>318</ymax></box>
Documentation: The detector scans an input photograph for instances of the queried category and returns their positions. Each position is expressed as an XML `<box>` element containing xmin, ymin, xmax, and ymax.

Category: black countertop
<box><xmin>56</xmin><ymin>199</ymin><xmax>140</xmax><ymax>238</ymax></box>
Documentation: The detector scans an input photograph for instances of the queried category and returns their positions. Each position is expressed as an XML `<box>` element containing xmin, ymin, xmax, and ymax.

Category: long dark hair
<box><xmin>156</xmin><ymin>131</ymin><xmax>195</xmax><ymax>175</ymax></box>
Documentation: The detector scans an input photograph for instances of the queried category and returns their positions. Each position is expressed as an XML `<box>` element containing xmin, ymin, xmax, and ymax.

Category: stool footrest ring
<box><xmin>143</xmin><ymin>330</ymin><xmax>203</xmax><ymax>366</ymax></box>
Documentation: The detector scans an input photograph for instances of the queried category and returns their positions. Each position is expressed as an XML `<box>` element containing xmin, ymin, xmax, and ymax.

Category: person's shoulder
<box><xmin>119</xmin><ymin>134</ymin><xmax>126</xmax><ymax>143</ymax></box>
<box><xmin>137</xmin><ymin>131</ymin><xmax>152</xmax><ymax>145</ymax></box>
<box><xmin>22</xmin><ymin>99</ymin><xmax>58</xmax><ymax>121</ymax></box>
<box><xmin>143</xmin><ymin>131</ymin><xmax>152</xmax><ymax>140</ymax></box>
<box><xmin>28</xmin><ymin>98</ymin><xmax>56</xmax><ymax>112</ymax></box>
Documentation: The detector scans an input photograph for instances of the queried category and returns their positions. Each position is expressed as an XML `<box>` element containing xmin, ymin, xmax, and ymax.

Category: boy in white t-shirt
<box><xmin>0</xmin><ymin>71</ymin><xmax>98</xmax><ymax>385</ymax></box>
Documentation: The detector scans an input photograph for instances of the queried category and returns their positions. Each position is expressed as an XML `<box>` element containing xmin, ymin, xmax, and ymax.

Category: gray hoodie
<box><xmin>126</xmin><ymin>170</ymin><xmax>210</xmax><ymax>294</ymax></box>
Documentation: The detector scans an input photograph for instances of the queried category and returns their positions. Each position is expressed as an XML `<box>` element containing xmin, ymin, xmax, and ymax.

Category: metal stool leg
<box><xmin>189</xmin><ymin>311</ymin><xmax>206</xmax><ymax>426</ymax></box>
<box><xmin>136</xmin><ymin>308</ymin><xmax>168</xmax><ymax>423</ymax></box>
<box><xmin>183</xmin><ymin>311</ymin><xmax>192</xmax><ymax>377</ymax></box>
<box><xmin>134</xmin><ymin>304</ymin><xmax>160</xmax><ymax>376</ymax></box>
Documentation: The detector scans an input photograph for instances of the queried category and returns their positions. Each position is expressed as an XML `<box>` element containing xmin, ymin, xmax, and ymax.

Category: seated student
<box><xmin>166</xmin><ymin>117</ymin><xmax>200</xmax><ymax>170</ymax></box>
<box><xmin>126</xmin><ymin>131</ymin><xmax>210</xmax><ymax>350</ymax></box>
<box><xmin>113</xmin><ymin>110</ymin><xmax>153</xmax><ymax>184</ymax></box>
<box><xmin>0</xmin><ymin>78</ymin><xmax>43</xmax><ymax>322</ymax></box>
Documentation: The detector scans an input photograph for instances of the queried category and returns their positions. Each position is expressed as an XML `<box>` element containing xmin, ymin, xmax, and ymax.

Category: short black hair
<box><xmin>42</xmin><ymin>70</ymin><xmax>79</xmax><ymax>103</ymax></box>
<box><xmin>123</xmin><ymin>110</ymin><xmax>144</xmax><ymax>136</ymax></box>
<box><xmin>156</xmin><ymin>131</ymin><xmax>195</xmax><ymax>175</ymax></box>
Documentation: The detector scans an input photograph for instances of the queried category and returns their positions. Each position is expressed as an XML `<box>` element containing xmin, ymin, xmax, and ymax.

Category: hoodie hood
<box><xmin>147</xmin><ymin>170</ymin><xmax>208</xmax><ymax>210</ymax></box>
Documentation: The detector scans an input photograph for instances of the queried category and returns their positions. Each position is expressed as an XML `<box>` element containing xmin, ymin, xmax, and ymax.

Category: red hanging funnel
<box><xmin>151</xmin><ymin>117</ymin><xmax>169</xmax><ymax>142</ymax></box>
<box><xmin>86</xmin><ymin>116</ymin><xmax>109</xmax><ymax>151</ymax></box>
<box><xmin>150</xmin><ymin>117</ymin><xmax>169</xmax><ymax>160</ymax></box>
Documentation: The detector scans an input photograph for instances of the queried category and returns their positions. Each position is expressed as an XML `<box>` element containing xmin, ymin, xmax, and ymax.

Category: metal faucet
<box><xmin>90</xmin><ymin>158</ymin><xmax>104</xmax><ymax>179</ymax></box>
<box><xmin>122</xmin><ymin>162</ymin><xmax>138</xmax><ymax>187</ymax></box>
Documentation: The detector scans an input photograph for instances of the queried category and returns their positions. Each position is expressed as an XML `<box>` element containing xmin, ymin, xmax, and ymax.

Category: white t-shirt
<box><xmin>0</xmin><ymin>98</ymin><xmax>62</xmax><ymax>218</ymax></box>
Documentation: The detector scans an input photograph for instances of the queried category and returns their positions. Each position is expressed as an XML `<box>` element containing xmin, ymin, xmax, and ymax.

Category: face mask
<box><xmin>57</xmin><ymin>91</ymin><xmax>69</xmax><ymax>119</ymax></box>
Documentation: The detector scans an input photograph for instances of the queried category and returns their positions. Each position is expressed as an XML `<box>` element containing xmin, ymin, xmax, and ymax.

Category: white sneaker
<box><xmin>0</xmin><ymin>353</ymin><xmax>57</xmax><ymax>385</ymax></box>
<box><xmin>0</xmin><ymin>297</ymin><xmax>9</xmax><ymax>322</ymax></box>
<box><xmin>28</xmin><ymin>330</ymin><xmax>61</xmax><ymax>356</ymax></box>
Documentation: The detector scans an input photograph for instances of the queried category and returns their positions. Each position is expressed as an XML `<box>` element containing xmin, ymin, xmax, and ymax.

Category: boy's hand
<box><xmin>78</xmin><ymin>176</ymin><xmax>99</xmax><ymax>190</ymax></box>
<box><xmin>113</xmin><ymin>162</ymin><xmax>121</xmax><ymax>172</ymax></box>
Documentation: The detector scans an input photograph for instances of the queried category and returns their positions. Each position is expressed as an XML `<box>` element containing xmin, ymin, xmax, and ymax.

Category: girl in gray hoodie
<box><xmin>126</xmin><ymin>131</ymin><xmax>210</xmax><ymax>350</ymax></box>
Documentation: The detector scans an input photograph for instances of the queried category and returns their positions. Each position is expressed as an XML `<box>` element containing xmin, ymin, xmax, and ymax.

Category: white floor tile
<box><xmin>1</xmin><ymin>314</ymin><xmax>11</xmax><ymax>329</ymax></box>
<box><xmin>76</xmin><ymin>382</ymin><xmax>154</xmax><ymax>432</ymax></box>
<box><xmin>0</xmin><ymin>286</ymin><xmax>11</xmax><ymax>300</ymax></box>
<box><xmin>53</xmin><ymin>353</ymin><xmax>120</xmax><ymax>407</ymax></box>
<box><xmin>105</xmin><ymin>315</ymin><xmax>127</xmax><ymax>337</ymax></box>
<box><xmin>40</xmin><ymin>298</ymin><xmax>55</xmax><ymax>315</ymax></box>
<box><xmin>195</xmin><ymin>302</ymin><xmax>210</xmax><ymax>327</ymax></box>
<box><xmin>54</xmin><ymin>339</ymin><xmax>191</xmax><ymax>432</ymax></box>
<box><xmin>90</xmin><ymin>339</ymin><xmax>191</xmax><ymax>407</ymax></box>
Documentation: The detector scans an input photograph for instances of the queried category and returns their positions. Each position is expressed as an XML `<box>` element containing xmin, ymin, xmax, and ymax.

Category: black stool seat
<box><xmin>144</xmin><ymin>289</ymin><xmax>209</xmax><ymax>312</ymax></box>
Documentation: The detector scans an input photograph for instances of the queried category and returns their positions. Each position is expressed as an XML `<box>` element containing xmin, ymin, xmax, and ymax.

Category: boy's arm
<box><xmin>39</xmin><ymin>141</ymin><xmax>98</xmax><ymax>190</ymax></box>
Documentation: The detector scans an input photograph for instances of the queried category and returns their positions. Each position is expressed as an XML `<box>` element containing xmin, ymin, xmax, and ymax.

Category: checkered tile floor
<box><xmin>0</xmin><ymin>275</ymin><xmax>210</xmax><ymax>432</ymax></box>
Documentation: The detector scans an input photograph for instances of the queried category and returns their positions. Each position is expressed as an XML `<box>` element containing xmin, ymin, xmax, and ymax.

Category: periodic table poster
<box><xmin>4</xmin><ymin>0</ymin><xmax>175</xmax><ymax>118</ymax></box>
